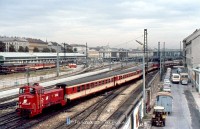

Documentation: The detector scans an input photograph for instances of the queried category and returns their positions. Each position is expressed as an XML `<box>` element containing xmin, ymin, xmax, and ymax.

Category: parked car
<box><xmin>163</xmin><ymin>85</ymin><xmax>171</xmax><ymax>92</ymax></box>
<box><xmin>171</xmin><ymin>73</ymin><xmax>180</xmax><ymax>83</ymax></box>
<box><xmin>164</xmin><ymin>80</ymin><xmax>171</xmax><ymax>87</ymax></box>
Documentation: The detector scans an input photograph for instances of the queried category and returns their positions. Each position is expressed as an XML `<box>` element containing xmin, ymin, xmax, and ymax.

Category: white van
<box><xmin>171</xmin><ymin>73</ymin><xmax>180</xmax><ymax>83</ymax></box>
<box><xmin>180</xmin><ymin>73</ymin><xmax>189</xmax><ymax>85</ymax></box>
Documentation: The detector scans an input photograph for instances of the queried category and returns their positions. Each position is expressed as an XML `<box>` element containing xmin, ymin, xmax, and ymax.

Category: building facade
<box><xmin>0</xmin><ymin>36</ymin><xmax>29</xmax><ymax>52</ymax></box>
<box><xmin>98</xmin><ymin>46</ymin><xmax>153</xmax><ymax>62</ymax></box>
<box><xmin>153</xmin><ymin>49</ymin><xmax>182</xmax><ymax>60</ymax></box>
<box><xmin>27</xmin><ymin>38</ymin><xmax>48</xmax><ymax>52</ymax></box>
<box><xmin>88</xmin><ymin>49</ymin><xmax>99</xmax><ymax>59</ymax></box>
<box><xmin>70</xmin><ymin>44</ymin><xmax>87</xmax><ymax>54</ymax></box>
<box><xmin>183</xmin><ymin>29</ymin><xmax>200</xmax><ymax>93</ymax></box>
<box><xmin>48</xmin><ymin>41</ymin><xmax>63</xmax><ymax>52</ymax></box>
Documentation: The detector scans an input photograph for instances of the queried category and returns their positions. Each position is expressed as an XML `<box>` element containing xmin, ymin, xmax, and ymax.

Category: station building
<box><xmin>183</xmin><ymin>29</ymin><xmax>200</xmax><ymax>93</ymax></box>
<box><xmin>0</xmin><ymin>52</ymin><xmax>85</xmax><ymax>64</ymax></box>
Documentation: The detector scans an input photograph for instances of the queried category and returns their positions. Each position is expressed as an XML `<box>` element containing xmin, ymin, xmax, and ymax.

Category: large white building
<box><xmin>70</xmin><ymin>44</ymin><xmax>87</xmax><ymax>54</ymax></box>
<box><xmin>183</xmin><ymin>29</ymin><xmax>200</xmax><ymax>93</ymax></box>
<box><xmin>0</xmin><ymin>36</ymin><xmax>29</xmax><ymax>52</ymax></box>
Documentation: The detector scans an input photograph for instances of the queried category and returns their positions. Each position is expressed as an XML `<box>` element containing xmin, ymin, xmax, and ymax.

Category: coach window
<box><xmin>73</xmin><ymin>87</ymin><xmax>75</xmax><ymax>91</ymax></box>
<box><xmin>77</xmin><ymin>86</ymin><xmax>81</xmax><ymax>92</ymax></box>
<box><xmin>105</xmin><ymin>80</ymin><xmax>108</xmax><ymax>83</ymax></box>
<box><xmin>82</xmin><ymin>85</ymin><xmax>85</xmax><ymax>90</ymax></box>
<box><xmin>86</xmin><ymin>84</ymin><xmax>90</xmax><ymax>89</ymax></box>
<box><xmin>91</xmin><ymin>83</ymin><xmax>94</xmax><ymax>88</ymax></box>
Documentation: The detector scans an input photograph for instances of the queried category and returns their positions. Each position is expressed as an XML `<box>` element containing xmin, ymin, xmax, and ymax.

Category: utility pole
<box><xmin>144</xmin><ymin>29</ymin><xmax>148</xmax><ymax>72</ymax></box>
<box><xmin>110</xmin><ymin>50</ymin><xmax>112</xmax><ymax>69</ymax></box>
<box><xmin>135</xmin><ymin>39</ymin><xmax>146</xmax><ymax>116</ymax></box>
<box><xmin>26</xmin><ymin>68</ymin><xmax>30</xmax><ymax>85</ymax></box>
<box><xmin>180</xmin><ymin>41</ymin><xmax>182</xmax><ymax>59</ymax></box>
<box><xmin>63</xmin><ymin>43</ymin><xmax>66</xmax><ymax>65</ymax></box>
<box><xmin>86</xmin><ymin>42</ymin><xmax>88</xmax><ymax>67</ymax></box>
<box><xmin>163</xmin><ymin>42</ymin><xmax>165</xmax><ymax>73</ymax></box>
<box><xmin>56</xmin><ymin>43</ymin><xmax>60</xmax><ymax>77</ymax></box>
<box><xmin>158</xmin><ymin>42</ymin><xmax>162</xmax><ymax>81</ymax></box>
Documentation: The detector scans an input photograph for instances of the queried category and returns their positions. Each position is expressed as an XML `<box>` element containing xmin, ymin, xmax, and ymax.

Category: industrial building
<box><xmin>183</xmin><ymin>29</ymin><xmax>200</xmax><ymax>93</ymax></box>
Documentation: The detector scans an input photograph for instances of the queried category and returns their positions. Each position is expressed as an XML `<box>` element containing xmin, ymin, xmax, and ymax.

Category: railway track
<box><xmin>0</xmin><ymin>111</ymin><xmax>23</xmax><ymax>129</ymax></box>
<box><xmin>56</xmin><ymin>82</ymin><xmax>130</xmax><ymax>129</ymax></box>
<box><xmin>0</xmin><ymin>101</ymin><xmax>17</xmax><ymax>110</ymax></box>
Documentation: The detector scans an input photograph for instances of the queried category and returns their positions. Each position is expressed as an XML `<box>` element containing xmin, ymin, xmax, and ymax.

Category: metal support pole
<box><xmin>110</xmin><ymin>51</ymin><xmax>111</xmax><ymax>69</ymax></box>
<box><xmin>135</xmin><ymin>39</ymin><xmax>146</xmax><ymax>115</ymax></box>
<box><xmin>56</xmin><ymin>43</ymin><xmax>59</xmax><ymax>77</ymax></box>
<box><xmin>86</xmin><ymin>42</ymin><xmax>88</xmax><ymax>67</ymax></box>
<box><xmin>144</xmin><ymin>29</ymin><xmax>148</xmax><ymax>72</ymax></box>
<box><xmin>26</xmin><ymin>68</ymin><xmax>30</xmax><ymax>85</ymax></box>
<box><xmin>158</xmin><ymin>42</ymin><xmax>162</xmax><ymax>81</ymax></box>
<box><xmin>163</xmin><ymin>42</ymin><xmax>165</xmax><ymax>73</ymax></box>
<box><xmin>180</xmin><ymin>41</ymin><xmax>182</xmax><ymax>59</ymax></box>
<box><xmin>64</xmin><ymin>43</ymin><xmax>66</xmax><ymax>64</ymax></box>
<box><xmin>142</xmin><ymin>49</ymin><xmax>146</xmax><ymax>116</ymax></box>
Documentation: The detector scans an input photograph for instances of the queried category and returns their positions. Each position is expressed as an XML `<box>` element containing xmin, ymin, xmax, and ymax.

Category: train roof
<box><xmin>57</xmin><ymin>66</ymin><xmax>142</xmax><ymax>87</ymax></box>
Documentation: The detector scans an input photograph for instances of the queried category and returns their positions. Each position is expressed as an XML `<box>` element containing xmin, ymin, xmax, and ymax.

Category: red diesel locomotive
<box><xmin>17</xmin><ymin>63</ymin><xmax>159</xmax><ymax>117</ymax></box>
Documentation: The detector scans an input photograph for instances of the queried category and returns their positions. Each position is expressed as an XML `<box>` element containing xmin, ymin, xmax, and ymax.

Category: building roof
<box><xmin>26</xmin><ymin>38</ymin><xmax>47</xmax><ymax>44</ymax></box>
<box><xmin>183</xmin><ymin>29</ymin><xmax>200</xmax><ymax>43</ymax></box>
<box><xmin>0</xmin><ymin>37</ymin><xmax>28</xmax><ymax>42</ymax></box>
<box><xmin>70</xmin><ymin>44</ymin><xmax>86</xmax><ymax>47</ymax></box>
<box><xmin>0</xmin><ymin>52</ymin><xmax>85</xmax><ymax>59</ymax></box>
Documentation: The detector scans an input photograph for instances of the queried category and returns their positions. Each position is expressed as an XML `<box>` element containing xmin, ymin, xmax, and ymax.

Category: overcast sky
<box><xmin>0</xmin><ymin>0</ymin><xmax>200</xmax><ymax>49</ymax></box>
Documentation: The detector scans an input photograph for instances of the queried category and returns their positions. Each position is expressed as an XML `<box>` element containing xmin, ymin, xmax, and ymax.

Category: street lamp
<box><xmin>135</xmin><ymin>40</ymin><xmax>146</xmax><ymax>116</ymax></box>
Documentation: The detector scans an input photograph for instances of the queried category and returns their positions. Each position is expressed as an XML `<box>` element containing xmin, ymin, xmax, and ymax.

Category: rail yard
<box><xmin>0</xmin><ymin>63</ymin><xmax>157</xmax><ymax>129</ymax></box>
<box><xmin>0</xmin><ymin>60</ymin><xmax>199</xmax><ymax>129</ymax></box>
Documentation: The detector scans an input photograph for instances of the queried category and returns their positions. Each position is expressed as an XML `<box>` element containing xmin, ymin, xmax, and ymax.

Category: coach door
<box><xmin>56</xmin><ymin>83</ymin><xmax>67</xmax><ymax>101</ymax></box>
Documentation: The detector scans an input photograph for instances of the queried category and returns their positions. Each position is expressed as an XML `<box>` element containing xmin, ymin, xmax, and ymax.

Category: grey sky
<box><xmin>0</xmin><ymin>0</ymin><xmax>200</xmax><ymax>49</ymax></box>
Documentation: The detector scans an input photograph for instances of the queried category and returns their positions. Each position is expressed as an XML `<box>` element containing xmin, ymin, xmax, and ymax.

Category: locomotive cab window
<box><xmin>30</xmin><ymin>88</ymin><xmax>36</xmax><ymax>94</ymax></box>
<box><xmin>19</xmin><ymin>88</ymin><xmax>25</xmax><ymax>94</ymax></box>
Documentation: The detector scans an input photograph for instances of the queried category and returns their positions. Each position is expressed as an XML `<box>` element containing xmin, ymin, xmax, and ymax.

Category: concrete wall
<box><xmin>183</xmin><ymin>29</ymin><xmax>200</xmax><ymax>86</ymax></box>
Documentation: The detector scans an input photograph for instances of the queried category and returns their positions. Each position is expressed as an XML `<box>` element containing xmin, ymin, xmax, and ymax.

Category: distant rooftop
<box><xmin>0</xmin><ymin>36</ymin><xmax>28</xmax><ymax>42</ymax></box>
<box><xmin>26</xmin><ymin>38</ymin><xmax>47</xmax><ymax>44</ymax></box>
